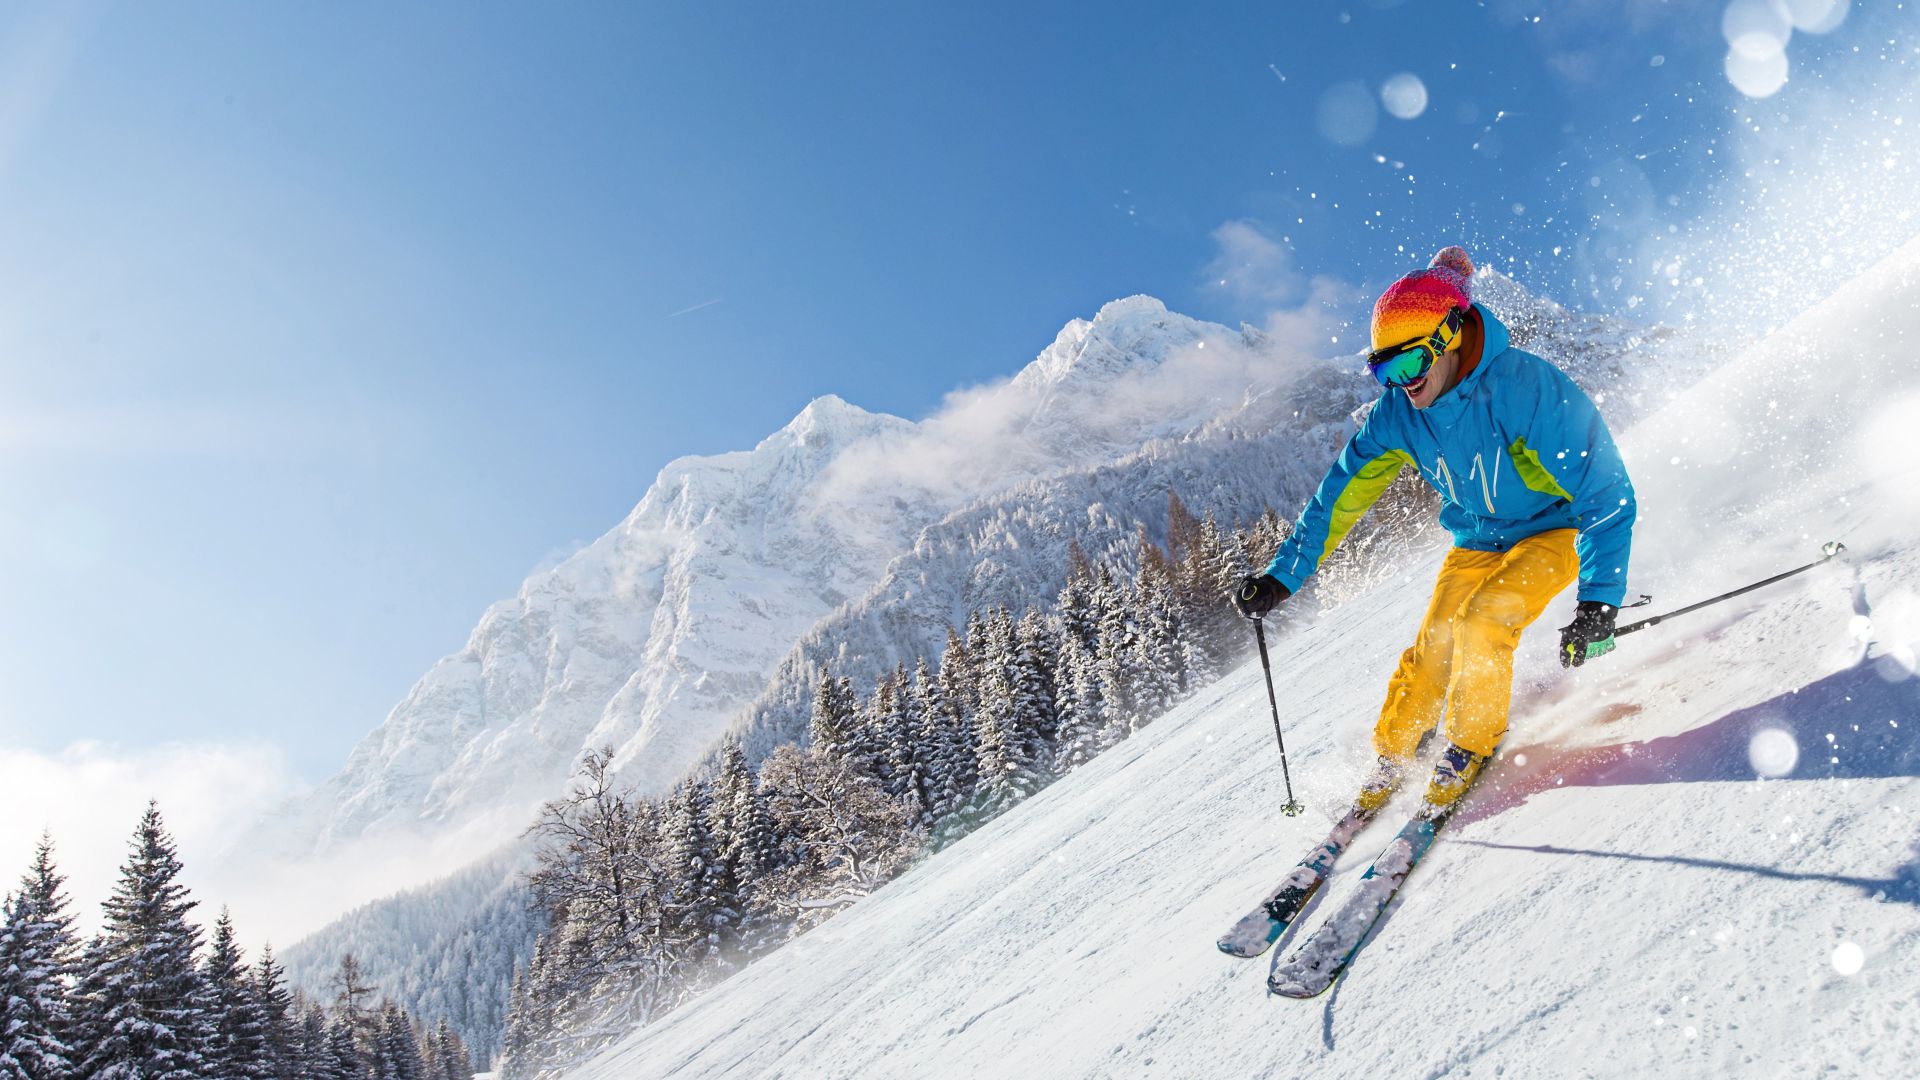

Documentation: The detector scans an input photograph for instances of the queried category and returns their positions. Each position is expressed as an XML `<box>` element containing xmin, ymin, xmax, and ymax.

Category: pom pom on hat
<box><xmin>1371</xmin><ymin>246</ymin><xmax>1476</xmax><ymax>352</ymax></box>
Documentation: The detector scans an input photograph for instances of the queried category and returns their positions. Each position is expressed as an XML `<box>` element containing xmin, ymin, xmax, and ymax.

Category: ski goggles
<box><xmin>1366</xmin><ymin>307</ymin><xmax>1464</xmax><ymax>388</ymax></box>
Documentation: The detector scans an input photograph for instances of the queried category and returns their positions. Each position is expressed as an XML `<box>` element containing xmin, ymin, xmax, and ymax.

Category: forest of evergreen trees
<box><xmin>498</xmin><ymin>493</ymin><xmax>1422</xmax><ymax>1077</ymax></box>
<box><xmin>0</xmin><ymin>805</ymin><xmax>476</xmax><ymax>1080</ymax></box>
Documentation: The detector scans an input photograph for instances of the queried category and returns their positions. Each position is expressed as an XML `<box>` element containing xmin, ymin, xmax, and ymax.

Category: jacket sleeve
<box><xmin>1517</xmin><ymin>361</ymin><xmax>1636</xmax><ymax>606</ymax></box>
<box><xmin>1262</xmin><ymin>402</ymin><xmax>1413</xmax><ymax>594</ymax></box>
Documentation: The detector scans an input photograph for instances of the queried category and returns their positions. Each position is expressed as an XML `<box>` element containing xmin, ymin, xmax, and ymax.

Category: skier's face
<box><xmin>1402</xmin><ymin>345</ymin><xmax>1460</xmax><ymax>410</ymax></box>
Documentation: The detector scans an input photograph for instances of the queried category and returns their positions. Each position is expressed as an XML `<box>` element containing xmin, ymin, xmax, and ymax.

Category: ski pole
<box><xmin>1616</xmin><ymin>540</ymin><xmax>1847</xmax><ymax>638</ymax></box>
<box><xmin>1251</xmin><ymin>617</ymin><xmax>1306</xmax><ymax>817</ymax></box>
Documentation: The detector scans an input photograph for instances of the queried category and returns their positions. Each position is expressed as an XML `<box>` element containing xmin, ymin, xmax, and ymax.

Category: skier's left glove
<box><xmin>1559</xmin><ymin>601</ymin><xmax>1618</xmax><ymax>667</ymax></box>
<box><xmin>1232</xmin><ymin>573</ymin><xmax>1290</xmax><ymax>620</ymax></box>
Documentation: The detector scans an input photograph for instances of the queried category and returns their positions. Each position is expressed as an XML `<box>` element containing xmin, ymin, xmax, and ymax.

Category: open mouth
<box><xmin>1402</xmin><ymin>374</ymin><xmax>1429</xmax><ymax>394</ymax></box>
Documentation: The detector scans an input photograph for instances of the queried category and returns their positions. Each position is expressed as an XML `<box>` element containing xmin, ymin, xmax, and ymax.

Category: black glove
<box><xmin>1559</xmin><ymin>601</ymin><xmax>1618</xmax><ymax>667</ymax></box>
<box><xmin>1232</xmin><ymin>573</ymin><xmax>1290</xmax><ymax>620</ymax></box>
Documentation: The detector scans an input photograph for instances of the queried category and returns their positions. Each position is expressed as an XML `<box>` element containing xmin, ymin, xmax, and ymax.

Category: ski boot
<box><xmin>1418</xmin><ymin>742</ymin><xmax>1488</xmax><ymax>819</ymax></box>
<box><xmin>1350</xmin><ymin>755</ymin><xmax>1406</xmax><ymax>818</ymax></box>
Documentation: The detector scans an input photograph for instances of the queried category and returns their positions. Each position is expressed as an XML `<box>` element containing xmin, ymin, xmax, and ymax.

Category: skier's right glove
<box><xmin>1232</xmin><ymin>573</ymin><xmax>1290</xmax><ymax>620</ymax></box>
<box><xmin>1558</xmin><ymin>600</ymin><xmax>1618</xmax><ymax>667</ymax></box>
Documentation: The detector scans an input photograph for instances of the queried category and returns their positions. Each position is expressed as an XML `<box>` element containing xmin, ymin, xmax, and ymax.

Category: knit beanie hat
<box><xmin>1371</xmin><ymin>246</ymin><xmax>1475</xmax><ymax>351</ymax></box>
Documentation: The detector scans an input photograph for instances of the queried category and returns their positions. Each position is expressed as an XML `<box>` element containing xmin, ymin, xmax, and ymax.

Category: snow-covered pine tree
<box><xmin>1056</xmin><ymin>562</ymin><xmax>1100</xmax><ymax>654</ymax></box>
<box><xmin>968</xmin><ymin>607</ymin><xmax>1027</xmax><ymax>816</ymax></box>
<box><xmin>1012</xmin><ymin>610</ymin><xmax>1061</xmax><ymax>773</ymax></box>
<box><xmin>331</xmin><ymin>953</ymin><xmax>380</xmax><ymax>1063</ymax></box>
<box><xmin>1176</xmin><ymin>508</ymin><xmax>1239</xmax><ymax>667</ymax></box>
<box><xmin>251</xmin><ymin>945</ymin><xmax>298</xmax><ymax>1080</ymax></box>
<box><xmin>1092</xmin><ymin>567</ymin><xmax>1146</xmax><ymax>741</ymax></box>
<box><xmin>496</xmin><ymin>964</ymin><xmax>533</xmax><ymax>1080</ymax></box>
<box><xmin>710</xmin><ymin>739</ymin><xmax>773</xmax><ymax>958</ymax></box>
<box><xmin>1133</xmin><ymin>534</ymin><xmax>1189</xmax><ymax>720</ymax></box>
<box><xmin>0</xmin><ymin>833</ymin><xmax>80</xmax><ymax>1080</ymax></box>
<box><xmin>930</xmin><ymin>632</ymin><xmax>981</xmax><ymax>802</ymax></box>
<box><xmin>428</xmin><ymin>1017</ymin><xmax>471</xmax><ymax>1080</ymax></box>
<box><xmin>325</xmin><ymin>1008</ymin><xmax>364</xmax><ymax>1080</ymax></box>
<box><xmin>660</xmin><ymin>778</ymin><xmax>731</xmax><ymax>984</ymax></box>
<box><xmin>807</xmin><ymin>671</ymin><xmax>860</xmax><ymax>762</ymax></box>
<box><xmin>373</xmin><ymin>1002</ymin><xmax>425</xmax><ymax>1080</ymax></box>
<box><xmin>1047</xmin><ymin>633</ymin><xmax>1099</xmax><ymax>774</ymax></box>
<box><xmin>953</xmin><ymin>608</ymin><xmax>992</xmax><ymax>721</ymax></box>
<box><xmin>853</xmin><ymin>671</ymin><xmax>903</xmax><ymax>790</ymax></box>
<box><xmin>71</xmin><ymin>801</ymin><xmax>214</xmax><ymax>1080</ymax></box>
<box><xmin>910</xmin><ymin>657</ymin><xmax>971</xmax><ymax>825</ymax></box>
<box><xmin>296</xmin><ymin>1002</ymin><xmax>333</xmax><ymax>1080</ymax></box>
<box><xmin>722</xmin><ymin>742</ymin><xmax>785</xmax><ymax>956</ymax></box>
<box><xmin>202</xmin><ymin>908</ymin><xmax>272</xmax><ymax>1078</ymax></box>
<box><xmin>889</xmin><ymin>663</ymin><xmax>939</xmax><ymax>828</ymax></box>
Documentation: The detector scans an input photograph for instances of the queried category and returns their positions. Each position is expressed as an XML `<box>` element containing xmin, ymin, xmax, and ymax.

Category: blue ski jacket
<box><xmin>1262</xmin><ymin>303</ymin><xmax>1636</xmax><ymax>607</ymax></box>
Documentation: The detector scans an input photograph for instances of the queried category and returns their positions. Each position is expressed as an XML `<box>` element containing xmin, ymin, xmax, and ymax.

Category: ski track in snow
<box><xmin>560</xmin><ymin>242</ymin><xmax>1920</xmax><ymax>1077</ymax></box>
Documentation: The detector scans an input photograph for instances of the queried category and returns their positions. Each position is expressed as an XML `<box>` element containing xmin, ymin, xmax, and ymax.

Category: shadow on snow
<box><xmin>1453</xmin><ymin>651</ymin><xmax>1920</xmax><ymax>904</ymax></box>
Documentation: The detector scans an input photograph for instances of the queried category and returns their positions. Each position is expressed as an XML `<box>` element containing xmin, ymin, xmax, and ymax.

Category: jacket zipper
<box><xmin>1469</xmin><ymin>452</ymin><xmax>1498</xmax><ymax>513</ymax></box>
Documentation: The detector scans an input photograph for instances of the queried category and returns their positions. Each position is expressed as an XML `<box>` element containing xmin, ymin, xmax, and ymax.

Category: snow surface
<box><xmin>562</xmin><ymin>239</ymin><xmax>1920</xmax><ymax>1077</ymax></box>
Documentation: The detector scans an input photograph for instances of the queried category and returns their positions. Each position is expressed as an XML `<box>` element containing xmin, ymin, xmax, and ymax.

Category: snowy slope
<box><xmin>564</xmin><ymin>241</ymin><xmax>1920</xmax><ymax>1077</ymax></box>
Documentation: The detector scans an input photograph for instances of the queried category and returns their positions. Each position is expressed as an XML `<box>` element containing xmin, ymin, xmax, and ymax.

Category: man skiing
<box><xmin>1232</xmin><ymin>246</ymin><xmax>1635</xmax><ymax>819</ymax></box>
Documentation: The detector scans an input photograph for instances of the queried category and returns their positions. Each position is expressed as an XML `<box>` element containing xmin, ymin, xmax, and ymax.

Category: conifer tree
<box><xmin>889</xmin><ymin>664</ymin><xmax>939</xmax><ymax>827</ymax></box>
<box><xmin>373</xmin><ymin>1002</ymin><xmax>425</xmax><ymax>1080</ymax></box>
<box><xmin>911</xmin><ymin>658</ymin><xmax>971</xmax><ymax>823</ymax></box>
<box><xmin>807</xmin><ymin>671</ymin><xmax>859</xmax><ymax>760</ymax></box>
<box><xmin>971</xmin><ymin>607</ymin><xmax>1051</xmax><ymax>815</ymax></box>
<box><xmin>297</xmin><ymin>1003</ymin><xmax>333</xmax><ymax>1080</ymax></box>
<box><xmin>1056</xmin><ymin>566</ymin><xmax>1100</xmax><ymax>655</ymax></box>
<box><xmin>332</xmin><ymin>953</ymin><xmax>379</xmax><ymax>1058</ymax></box>
<box><xmin>1092</xmin><ymin>567</ymin><xmax>1146</xmax><ymax>740</ymax></box>
<box><xmin>1013</xmin><ymin>609</ymin><xmax>1061</xmax><ymax>756</ymax></box>
<box><xmin>932</xmin><ymin>631</ymin><xmax>981</xmax><ymax>801</ymax></box>
<box><xmin>428</xmin><ymin>1017</ymin><xmax>471</xmax><ymax>1080</ymax></box>
<box><xmin>1134</xmin><ymin>538</ymin><xmax>1188</xmax><ymax>720</ymax></box>
<box><xmin>0</xmin><ymin>833</ymin><xmax>79</xmax><ymax>1080</ymax></box>
<box><xmin>326</xmin><ymin>1009</ymin><xmax>365</xmax><ymax>1080</ymax></box>
<box><xmin>660</xmin><ymin>779</ymin><xmax>730</xmax><ymax>976</ymax></box>
<box><xmin>71</xmin><ymin>801</ymin><xmax>214</xmax><ymax>1080</ymax></box>
<box><xmin>715</xmin><ymin>742</ymin><xmax>782</xmax><ymax>956</ymax></box>
<box><xmin>252</xmin><ymin>945</ymin><xmax>297</xmax><ymax>1080</ymax></box>
<box><xmin>1190</xmin><ymin>510</ymin><xmax>1246</xmax><ymax>664</ymax></box>
<box><xmin>852</xmin><ymin>672</ymin><xmax>902</xmax><ymax>787</ymax></box>
<box><xmin>202</xmin><ymin>908</ymin><xmax>271</xmax><ymax>1078</ymax></box>
<box><xmin>1049</xmin><ymin>634</ymin><xmax>1105</xmax><ymax>772</ymax></box>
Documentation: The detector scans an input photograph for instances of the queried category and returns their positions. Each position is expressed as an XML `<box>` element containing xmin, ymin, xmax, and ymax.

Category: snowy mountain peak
<box><xmin>1013</xmin><ymin>294</ymin><xmax>1209</xmax><ymax>391</ymax></box>
<box><xmin>776</xmin><ymin>393</ymin><xmax>898</xmax><ymax>447</ymax></box>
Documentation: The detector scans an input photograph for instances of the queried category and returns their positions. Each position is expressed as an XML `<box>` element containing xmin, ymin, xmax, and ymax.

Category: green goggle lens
<box><xmin>1367</xmin><ymin>307</ymin><xmax>1463</xmax><ymax>389</ymax></box>
<box><xmin>1367</xmin><ymin>343</ymin><xmax>1437</xmax><ymax>388</ymax></box>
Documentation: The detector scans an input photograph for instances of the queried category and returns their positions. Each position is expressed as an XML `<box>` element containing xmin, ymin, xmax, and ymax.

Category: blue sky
<box><xmin>0</xmin><ymin>0</ymin><xmax>1901</xmax><ymax>792</ymax></box>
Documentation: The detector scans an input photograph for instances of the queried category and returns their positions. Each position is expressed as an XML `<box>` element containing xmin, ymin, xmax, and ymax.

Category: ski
<box><xmin>1216</xmin><ymin>806</ymin><xmax>1374</xmax><ymax>959</ymax></box>
<box><xmin>1265</xmin><ymin>805</ymin><xmax>1456</xmax><ymax>998</ymax></box>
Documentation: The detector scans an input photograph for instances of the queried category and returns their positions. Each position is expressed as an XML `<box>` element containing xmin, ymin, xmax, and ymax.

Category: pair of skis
<box><xmin>1217</xmin><ymin>801</ymin><xmax>1459</xmax><ymax>998</ymax></box>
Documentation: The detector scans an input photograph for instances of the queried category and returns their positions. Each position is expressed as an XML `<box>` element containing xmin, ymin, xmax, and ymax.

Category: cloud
<box><xmin>1205</xmin><ymin>220</ymin><xmax>1308</xmax><ymax>311</ymax></box>
<box><xmin>0</xmin><ymin>740</ymin><xmax>303</xmax><ymax>937</ymax></box>
<box><xmin>810</xmin><ymin>264</ymin><xmax>1358</xmax><ymax>538</ymax></box>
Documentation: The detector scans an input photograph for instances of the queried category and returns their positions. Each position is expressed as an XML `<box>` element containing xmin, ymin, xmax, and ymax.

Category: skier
<box><xmin>1232</xmin><ymin>246</ymin><xmax>1635</xmax><ymax>818</ymax></box>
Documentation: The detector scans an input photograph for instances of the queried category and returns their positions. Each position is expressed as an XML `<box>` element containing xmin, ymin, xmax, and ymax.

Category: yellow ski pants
<box><xmin>1373</xmin><ymin>529</ymin><xmax>1578</xmax><ymax>761</ymax></box>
